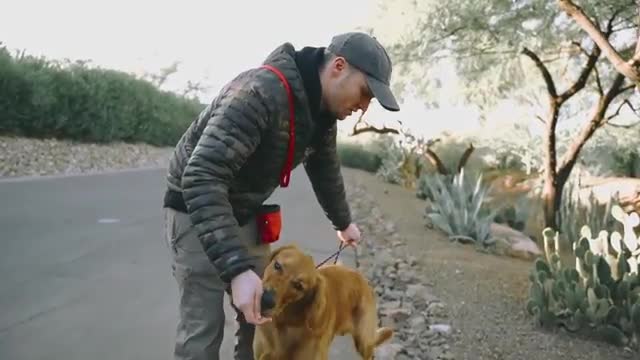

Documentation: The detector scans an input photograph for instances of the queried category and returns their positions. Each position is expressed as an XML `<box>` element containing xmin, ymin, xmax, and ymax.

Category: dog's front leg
<box><xmin>252</xmin><ymin>328</ymin><xmax>274</xmax><ymax>360</ymax></box>
<box><xmin>294</xmin><ymin>338</ymin><xmax>331</xmax><ymax>360</ymax></box>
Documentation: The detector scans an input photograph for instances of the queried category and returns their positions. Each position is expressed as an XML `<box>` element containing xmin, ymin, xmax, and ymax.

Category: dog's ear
<box><xmin>304</xmin><ymin>275</ymin><xmax>327</xmax><ymax>335</ymax></box>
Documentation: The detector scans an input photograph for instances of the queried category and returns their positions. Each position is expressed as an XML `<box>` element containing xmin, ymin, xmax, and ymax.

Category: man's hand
<box><xmin>337</xmin><ymin>223</ymin><xmax>361</xmax><ymax>247</ymax></box>
<box><xmin>230</xmin><ymin>269</ymin><xmax>271</xmax><ymax>325</ymax></box>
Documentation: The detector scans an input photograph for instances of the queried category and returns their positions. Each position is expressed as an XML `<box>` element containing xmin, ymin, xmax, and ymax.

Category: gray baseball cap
<box><xmin>328</xmin><ymin>32</ymin><xmax>400</xmax><ymax>112</ymax></box>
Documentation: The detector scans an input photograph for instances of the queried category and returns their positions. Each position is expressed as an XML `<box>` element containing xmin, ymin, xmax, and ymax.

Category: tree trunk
<box><xmin>542</xmin><ymin>175</ymin><xmax>558</xmax><ymax>230</ymax></box>
<box><xmin>542</xmin><ymin>99</ymin><xmax>562</xmax><ymax>230</ymax></box>
<box><xmin>542</xmin><ymin>167</ymin><xmax>573</xmax><ymax>231</ymax></box>
<box><xmin>544</xmin><ymin>74</ymin><xmax>629</xmax><ymax>230</ymax></box>
<box><xmin>628</xmin><ymin>151</ymin><xmax>639</xmax><ymax>177</ymax></box>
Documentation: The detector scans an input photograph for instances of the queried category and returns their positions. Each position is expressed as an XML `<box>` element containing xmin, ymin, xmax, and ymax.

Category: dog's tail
<box><xmin>374</xmin><ymin>327</ymin><xmax>393</xmax><ymax>347</ymax></box>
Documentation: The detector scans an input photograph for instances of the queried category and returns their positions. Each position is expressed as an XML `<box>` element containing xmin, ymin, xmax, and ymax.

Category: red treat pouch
<box><xmin>257</xmin><ymin>204</ymin><xmax>282</xmax><ymax>244</ymax></box>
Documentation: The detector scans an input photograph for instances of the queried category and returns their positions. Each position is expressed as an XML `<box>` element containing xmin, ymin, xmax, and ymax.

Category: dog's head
<box><xmin>261</xmin><ymin>244</ymin><xmax>325</xmax><ymax>320</ymax></box>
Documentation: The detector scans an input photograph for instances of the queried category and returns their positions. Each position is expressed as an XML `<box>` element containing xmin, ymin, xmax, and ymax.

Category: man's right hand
<box><xmin>230</xmin><ymin>269</ymin><xmax>271</xmax><ymax>325</ymax></box>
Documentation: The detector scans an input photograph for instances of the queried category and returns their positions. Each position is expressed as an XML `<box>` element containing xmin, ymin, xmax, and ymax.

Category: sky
<box><xmin>2</xmin><ymin>0</ymin><xmax>543</xmax><ymax>141</ymax></box>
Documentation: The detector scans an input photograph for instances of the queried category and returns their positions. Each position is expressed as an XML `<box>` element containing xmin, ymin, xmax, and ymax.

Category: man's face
<box><xmin>322</xmin><ymin>57</ymin><xmax>373</xmax><ymax>120</ymax></box>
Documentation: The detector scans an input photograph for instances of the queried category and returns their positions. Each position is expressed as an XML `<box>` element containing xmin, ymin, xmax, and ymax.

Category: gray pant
<box><xmin>163</xmin><ymin>207</ymin><xmax>271</xmax><ymax>360</ymax></box>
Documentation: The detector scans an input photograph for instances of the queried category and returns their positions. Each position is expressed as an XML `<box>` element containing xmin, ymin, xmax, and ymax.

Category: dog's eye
<box><xmin>292</xmin><ymin>280</ymin><xmax>304</xmax><ymax>291</ymax></box>
<box><xmin>274</xmin><ymin>261</ymin><xmax>282</xmax><ymax>271</ymax></box>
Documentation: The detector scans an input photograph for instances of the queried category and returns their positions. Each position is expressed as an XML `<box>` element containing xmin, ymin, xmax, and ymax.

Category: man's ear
<box><xmin>334</xmin><ymin>56</ymin><xmax>346</xmax><ymax>72</ymax></box>
<box><xmin>305</xmin><ymin>275</ymin><xmax>327</xmax><ymax>335</ymax></box>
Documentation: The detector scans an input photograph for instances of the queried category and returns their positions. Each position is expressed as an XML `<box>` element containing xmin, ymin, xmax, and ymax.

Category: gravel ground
<box><xmin>0</xmin><ymin>136</ymin><xmax>173</xmax><ymax>178</ymax></box>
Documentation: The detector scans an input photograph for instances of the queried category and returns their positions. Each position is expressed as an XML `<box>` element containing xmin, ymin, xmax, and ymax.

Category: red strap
<box><xmin>260</xmin><ymin>64</ymin><xmax>295</xmax><ymax>187</ymax></box>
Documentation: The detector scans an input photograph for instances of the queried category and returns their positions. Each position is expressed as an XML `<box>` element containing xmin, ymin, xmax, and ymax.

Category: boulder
<box><xmin>490</xmin><ymin>222</ymin><xmax>542</xmax><ymax>260</ymax></box>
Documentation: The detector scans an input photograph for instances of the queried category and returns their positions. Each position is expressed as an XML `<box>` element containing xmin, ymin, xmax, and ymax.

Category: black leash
<box><xmin>316</xmin><ymin>232</ymin><xmax>365</xmax><ymax>268</ymax></box>
<box><xmin>316</xmin><ymin>242</ymin><xmax>347</xmax><ymax>268</ymax></box>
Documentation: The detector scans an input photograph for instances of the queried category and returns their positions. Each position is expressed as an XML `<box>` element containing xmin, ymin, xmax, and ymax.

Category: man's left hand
<box><xmin>337</xmin><ymin>223</ymin><xmax>361</xmax><ymax>247</ymax></box>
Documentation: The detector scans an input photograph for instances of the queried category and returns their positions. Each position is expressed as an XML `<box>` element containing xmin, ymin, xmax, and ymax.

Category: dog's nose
<box><xmin>261</xmin><ymin>288</ymin><xmax>276</xmax><ymax>312</ymax></box>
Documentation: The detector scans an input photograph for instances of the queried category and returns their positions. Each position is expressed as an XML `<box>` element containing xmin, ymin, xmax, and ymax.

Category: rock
<box><xmin>405</xmin><ymin>284</ymin><xmax>425</xmax><ymax>298</ymax></box>
<box><xmin>377</xmin><ymin>249</ymin><xmax>396</xmax><ymax>266</ymax></box>
<box><xmin>409</xmin><ymin>316</ymin><xmax>428</xmax><ymax>333</ymax></box>
<box><xmin>385</xmin><ymin>221</ymin><xmax>396</xmax><ymax>233</ymax></box>
<box><xmin>490</xmin><ymin>222</ymin><xmax>542</xmax><ymax>260</ymax></box>
<box><xmin>398</xmin><ymin>271</ymin><xmax>413</xmax><ymax>283</ymax></box>
<box><xmin>381</xmin><ymin>306</ymin><xmax>412</xmax><ymax>323</ymax></box>
<box><xmin>430</xmin><ymin>323</ymin><xmax>452</xmax><ymax>336</ymax></box>
<box><xmin>374</xmin><ymin>343</ymin><xmax>403</xmax><ymax>360</ymax></box>
<box><xmin>427</xmin><ymin>302</ymin><xmax>448</xmax><ymax>318</ymax></box>
<box><xmin>382</xmin><ymin>300</ymin><xmax>402</xmax><ymax>310</ymax></box>
<box><xmin>386</xmin><ymin>290</ymin><xmax>405</xmax><ymax>300</ymax></box>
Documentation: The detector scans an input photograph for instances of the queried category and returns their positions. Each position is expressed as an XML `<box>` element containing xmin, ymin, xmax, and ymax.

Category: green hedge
<box><xmin>0</xmin><ymin>46</ymin><xmax>204</xmax><ymax>147</ymax></box>
<box><xmin>337</xmin><ymin>141</ymin><xmax>383</xmax><ymax>173</ymax></box>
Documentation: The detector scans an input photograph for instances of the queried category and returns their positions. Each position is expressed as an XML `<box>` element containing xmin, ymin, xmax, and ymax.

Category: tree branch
<box><xmin>558</xmin><ymin>73</ymin><xmax>628</xmax><ymax>178</ymax></box>
<box><xmin>424</xmin><ymin>148</ymin><xmax>449</xmax><ymax>175</ymax></box>
<box><xmin>521</xmin><ymin>47</ymin><xmax>558</xmax><ymax>98</ymax></box>
<box><xmin>604</xmin><ymin>6</ymin><xmax>627</xmax><ymax>37</ymax></box>
<box><xmin>557</xmin><ymin>0</ymin><xmax>640</xmax><ymax>84</ymax></box>
<box><xmin>558</xmin><ymin>43</ymin><xmax>601</xmax><ymax>103</ymax></box>
<box><xmin>618</xmin><ymin>84</ymin><xmax>636</xmax><ymax>95</ymax></box>
<box><xmin>592</xmin><ymin>65</ymin><xmax>605</xmax><ymax>95</ymax></box>
<box><xmin>606</xmin><ymin>95</ymin><xmax>639</xmax><ymax>122</ymax></box>
<box><xmin>349</xmin><ymin>113</ymin><xmax>400</xmax><ymax>136</ymax></box>
<box><xmin>350</xmin><ymin>125</ymin><xmax>400</xmax><ymax>136</ymax></box>
<box><xmin>457</xmin><ymin>143</ymin><xmax>475</xmax><ymax>173</ymax></box>
<box><xmin>606</xmin><ymin>99</ymin><xmax>631</xmax><ymax>121</ymax></box>
<box><xmin>522</xmin><ymin>47</ymin><xmax>562</xmax><ymax>184</ymax></box>
<box><xmin>607</xmin><ymin>121</ymin><xmax>640</xmax><ymax>128</ymax></box>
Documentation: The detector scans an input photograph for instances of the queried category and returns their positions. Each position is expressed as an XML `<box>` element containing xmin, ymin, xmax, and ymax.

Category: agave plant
<box><xmin>416</xmin><ymin>172</ymin><xmax>453</xmax><ymax>201</ymax></box>
<box><xmin>423</xmin><ymin>168</ymin><xmax>502</xmax><ymax>247</ymax></box>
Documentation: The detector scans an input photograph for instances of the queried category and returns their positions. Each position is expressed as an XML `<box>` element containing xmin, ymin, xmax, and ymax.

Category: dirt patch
<box><xmin>342</xmin><ymin>167</ymin><xmax>633</xmax><ymax>360</ymax></box>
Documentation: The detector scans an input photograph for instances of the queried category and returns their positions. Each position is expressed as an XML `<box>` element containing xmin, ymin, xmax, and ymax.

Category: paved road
<box><xmin>0</xmin><ymin>167</ymin><xmax>359</xmax><ymax>359</ymax></box>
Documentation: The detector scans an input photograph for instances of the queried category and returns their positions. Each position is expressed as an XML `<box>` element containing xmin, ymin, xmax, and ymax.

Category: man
<box><xmin>162</xmin><ymin>31</ymin><xmax>400</xmax><ymax>360</ymax></box>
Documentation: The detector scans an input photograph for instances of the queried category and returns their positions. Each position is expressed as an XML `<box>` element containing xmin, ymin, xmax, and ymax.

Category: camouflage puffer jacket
<box><xmin>163</xmin><ymin>43</ymin><xmax>352</xmax><ymax>284</ymax></box>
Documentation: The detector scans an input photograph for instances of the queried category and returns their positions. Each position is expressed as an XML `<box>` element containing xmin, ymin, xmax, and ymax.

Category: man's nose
<box><xmin>360</xmin><ymin>99</ymin><xmax>370</xmax><ymax>113</ymax></box>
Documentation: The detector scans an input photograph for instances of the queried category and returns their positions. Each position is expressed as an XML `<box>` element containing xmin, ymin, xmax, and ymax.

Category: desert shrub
<box><xmin>336</xmin><ymin>141</ymin><xmax>382</xmax><ymax>173</ymax></box>
<box><xmin>493</xmin><ymin>194</ymin><xmax>533</xmax><ymax>232</ymax></box>
<box><xmin>475</xmin><ymin>122</ymin><xmax>547</xmax><ymax>176</ymax></box>
<box><xmin>374</xmin><ymin>135</ymin><xmax>416</xmax><ymax>186</ymax></box>
<box><xmin>579</xmin><ymin>127</ymin><xmax>640</xmax><ymax>177</ymax></box>
<box><xmin>0</xmin><ymin>45</ymin><xmax>203</xmax><ymax>146</ymax></box>
<box><xmin>423</xmin><ymin>168</ymin><xmax>502</xmax><ymax>248</ymax></box>
<box><xmin>526</xmin><ymin>206</ymin><xmax>640</xmax><ymax>349</ymax></box>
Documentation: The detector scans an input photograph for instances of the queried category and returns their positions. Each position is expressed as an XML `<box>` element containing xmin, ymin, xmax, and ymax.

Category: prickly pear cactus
<box><xmin>527</xmin><ymin>205</ymin><xmax>640</xmax><ymax>349</ymax></box>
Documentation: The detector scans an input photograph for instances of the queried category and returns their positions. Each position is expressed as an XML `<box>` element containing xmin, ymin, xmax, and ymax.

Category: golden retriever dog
<box><xmin>253</xmin><ymin>244</ymin><xmax>393</xmax><ymax>360</ymax></box>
